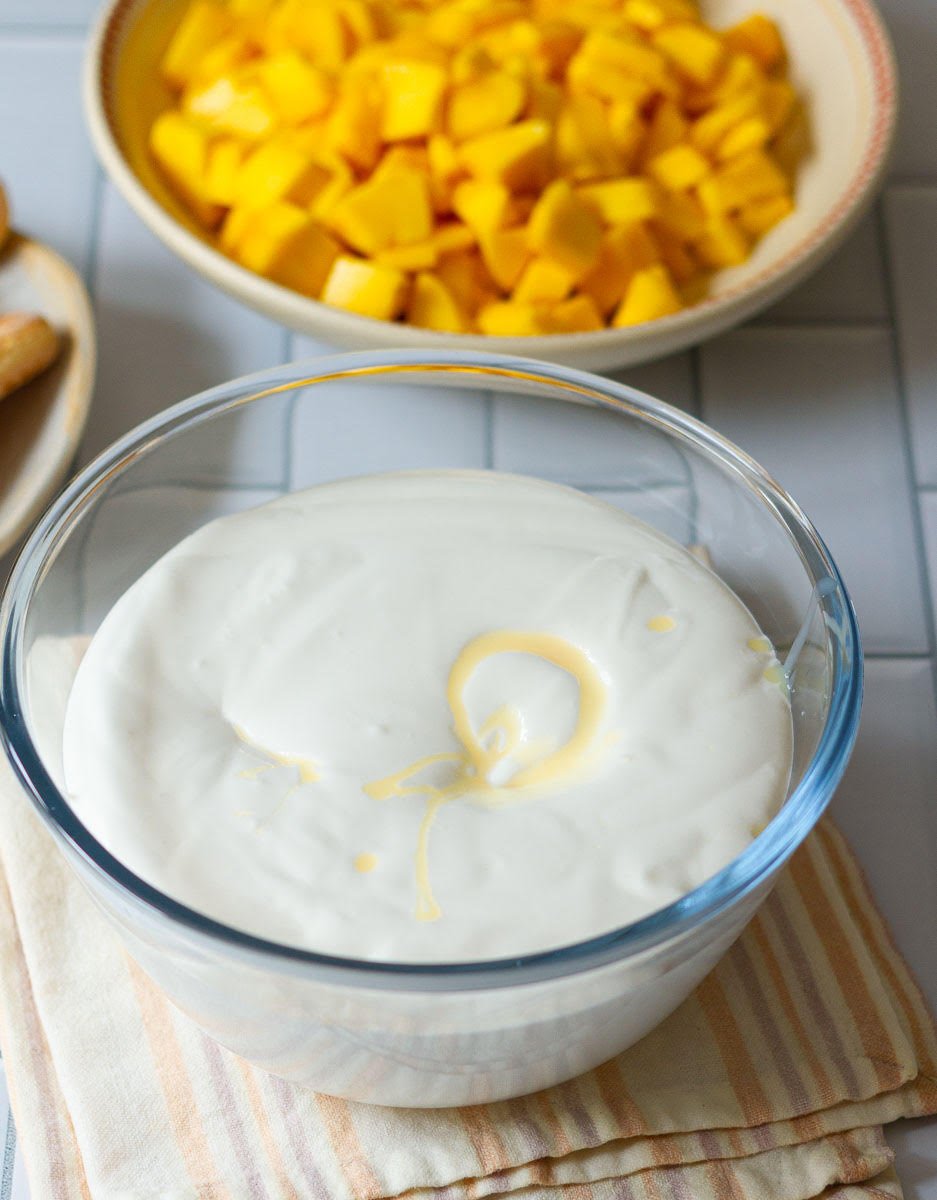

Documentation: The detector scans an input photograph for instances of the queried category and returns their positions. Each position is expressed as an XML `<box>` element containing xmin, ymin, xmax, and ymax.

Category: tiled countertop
<box><xmin>2</xmin><ymin>1</ymin><xmax>937</xmax><ymax>1194</ymax></box>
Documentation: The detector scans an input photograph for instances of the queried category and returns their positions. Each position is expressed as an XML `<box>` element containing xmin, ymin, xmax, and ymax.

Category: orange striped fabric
<box><xmin>0</xmin><ymin>737</ymin><xmax>935</xmax><ymax>1200</ymax></box>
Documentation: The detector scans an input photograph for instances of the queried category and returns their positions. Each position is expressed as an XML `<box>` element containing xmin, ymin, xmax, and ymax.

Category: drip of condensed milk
<box><xmin>61</xmin><ymin>470</ymin><xmax>793</xmax><ymax>963</ymax></box>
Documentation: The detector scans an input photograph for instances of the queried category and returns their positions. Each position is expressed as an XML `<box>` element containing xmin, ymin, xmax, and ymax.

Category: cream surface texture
<box><xmin>62</xmin><ymin>470</ymin><xmax>792</xmax><ymax>962</ymax></box>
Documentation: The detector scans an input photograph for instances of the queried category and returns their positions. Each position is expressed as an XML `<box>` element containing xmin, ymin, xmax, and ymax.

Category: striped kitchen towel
<box><xmin>0</xmin><ymin>755</ymin><xmax>935</xmax><ymax>1198</ymax></box>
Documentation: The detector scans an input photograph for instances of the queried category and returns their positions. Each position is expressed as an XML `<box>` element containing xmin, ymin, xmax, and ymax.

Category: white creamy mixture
<box><xmin>62</xmin><ymin>470</ymin><xmax>792</xmax><ymax>962</ymax></box>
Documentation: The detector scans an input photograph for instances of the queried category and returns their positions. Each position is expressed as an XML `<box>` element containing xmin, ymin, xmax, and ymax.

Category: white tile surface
<box><xmin>0</xmin><ymin>0</ymin><xmax>95</xmax><ymax>27</ymax></box>
<box><xmin>876</xmin><ymin>0</ymin><xmax>937</xmax><ymax>179</ymax></box>
<box><xmin>86</xmin><ymin>185</ymin><xmax>289</xmax><ymax>483</ymax></box>
<box><xmin>758</xmin><ymin>212</ymin><xmax>888</xmax><ymax>323</ymax></box>
<box><xmin>884</xmin><ymin>187</ymin><xmax>937</xmax><ymax>485</ymax></box>
<box><xmin>0</xmin><ymin>38</ymin><xmax>98</xmax><ymax>279</ymax></box>
<box><xmin>700</xmin><ymin>327</ymin><xmax>929</xmax><ymax>654</ymax></box>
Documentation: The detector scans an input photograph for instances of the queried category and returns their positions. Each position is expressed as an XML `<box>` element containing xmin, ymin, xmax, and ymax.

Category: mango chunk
<box><xmin>452</xmin><ymin>179</ymin><xmax>512</xmax><ymax>236</ymax></box>
<box><xmin>556</xmin><ymin>94</ymin><xmax>624</xmax><ymax>181</ymax></box>
<box><xmin>477</xmin><ymin>300</ymin><xmax>547</xmax><ymax>336</ymax></box>
<box><xmin>321</xmin><ymin>255</ymin><xmax>409</xmax><ymax>319</ymax></box>
<box><xmin>613</xmin><ymin>263</ymin><xmax>682</xmax><ymax>325</ymax></box>
<box><xmin>408</xmin><ymin>272</ymin><xmax>467</xmax><ymax>331</ymax></box>
<box><xmin>479</xmin><ymin>226</ymin><xmax>531</xmax><ymax>291</ymax></box>
<box><xmin>235</xmin><ymin>141</ymin><xmax>333</xmax><ymax>207</ymax></box>
<box><xmin>527</xmin><ymin>180</ymin><xmax>602</xmax><ymax>277</ymax></box>
<box><xmin>723</xmin><ymin>14</ymin><xmax>785</xmax><ymax>71</ymax></box>
<box><xmin>694</xmin><ymin>213</ymin><xmax>750</xmax><ymax>267</ymax></box>
<box><xmin>382</xmin><ymin>60</ymin><xmax>448</xmax><ymax>141</ymax></box>
<box><xmin>578</xmin><ymin>223</ymin><xmax>659</xmax><ymax>314</ymax></box>
<box><xmin>648</xmin><ymin>143</ymin><xmax>711</xmax><ymax>191</ymax></box>
<box><xmin>653</xmin><ymin>23</ymin><xmax>726</xmax><ymax>87</ymax></box>
<box><xmin>513</xmin><ymin>257</ymin><xmax>574</xmax><ymax>303</ymax></box>
<box><xmin>331</xmin><ymin>168</ymin><xmax>434</xmax><ymax>255</ymax></box>
<box><xmin>716</xmin><ymin>116</ymin><xmax>771</xmax><ymax>161</ymax></box>
<box><xmin>267</xmin><ymin>0</ymin><xmax>349</xmax><ymax>69</ymax></box>
<box><xmin>448</xmin><ymin>71</ymin><xmax>527</xmax><ymax>142</ymax></box>
<box><xmin>543</xmin><ymin>293</ymin><xmax>603</xmax><ymax>332</ymax></box>
<box><xmin>376</xmin><ymin>241</ymin><xmax>439</xmax><ymax>271</ymax></box>
<box><xmin>326</xmin><ymin>85</ymin><xmax>382</xmax><ymax>171</ymax></box>
<box><xmin>205</xmin><ymin>137</ymin><xmax>248</xmax><ymax>206</ymax></box>
<box><xmin>256</xmin><ymin>53</ymin><xmax>334</xmax><ymax>124</ymax></box>
<box><xmin>578</xmin><ymin>178</ymin><xmax>659</xmax><ymax>226</ymax></box>
<box><xmin>435</xmin><ymin>250</ymin><xmax>495</xmax><ymax>313</ymax></box>
<box><xmin>459</xmin><ymin>120</ymin><xmax>552</xmax><ymax>191</ymax></box>
<box><xmin>162</xmin><ymin>0</ymin><xmax>233</xmax><ymax>88</ymax></box>
<box><xmin>149</xmin><ymin>111</ymin><xmax>224</xmax><ymax>228</ymax></box>
<box><xmin>184</xmin><ymin>73</ymin><xmax>278</xmax><ymax>138</ymax></box>
<box><xmin>224</xmin><ymin>201</ymin><xmax>339</xmax><ymax>296</ymax></box>
<box><xmin>710</xmin><ymin>149</ymin><xmax>788</xmax><ymax>209</ymax></box>
<box><xmin>738</xmin><ymin>192</ymin><xmax>793</xmax><ymax>236</ymax></box>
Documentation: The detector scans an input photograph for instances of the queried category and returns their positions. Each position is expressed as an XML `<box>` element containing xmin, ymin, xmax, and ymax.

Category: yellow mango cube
<box><xmin>459</xmin><ymin>120</ymin><xmax>552</xmax><ymax>192</ymax></box>
<box><xmin>477</xmin><ymin>301</ymin><xmax>546</xmax><ymax>336</ymax></box>
<box><xmin>226</xmin><ymin>202</ymin><xmax>340</xmax><ymax>297</ymax></box>
<box><xmin>578</xmin><ymin>223</ymin><xmax>659</xmax><ymax>314</ymax></box>
<box><xmin>654</xmin><ymin>227</ymin><xmax>697</xmax><ymax>283</ymax></box>
<box><xmin>694</xmin><ymin>213</ymin><xmax>750</xmax><ymax>267</ymax></box>
<box><xmin>527</xmin><ymin>77</ymin><xmax>564</xmax><ymax>122</ymax></box>
<box><xmin>527</xmin><ymin>179</ymin><xmax>603</xmax><ymax>277</ymax></box>
<box><xmin>653</xmin><ymin>23</ymin><xmax>726</xmax><ymax>86</ymax></box>
<box><xmin>648</xmin><ymin>143</ymin><xmax>711</xmax><ymax>191</ymax></box>
<box><xmin>447</xmin><ymin>72</ymin><xmax>527</xmax><ymax>142</ymax></box>
<box><xmin>452</xmin><ymin>179</ymin><xmax>512</xmax><ymax>236</ymax></box>
<box><xmin>479</xmin><ymin>226</ymin><xmax>531</xmax><ymax>291</ymax></box>
<box><xmin>712</xmin><ymin>149</ymin><xmax>788</xmax><ymax>209</ymax></box>
<box><xmin>613</xmin><ymin>263</ymin><xmax>682</xmax><ymax>325</ymax></box>
<box><xmin>717</xmin><ymin>115</ymin><xmax>771</xmax><ymax>161</ymax></box>
<box><xmin>639</xmin><ymin>100</ymin><xmax>689</xmax><ymax>165</ymax></box>
<box><xmin>331</xmin><ymin>168</ymin><xmax>434</xmax><ymax>255</ymax></box>
<box><xmin>555</xmin><ymin>95</ymin><xmax>623</xmax><ymax>182</ymax></box>
<box><xmin>326</xmin><ymin>85</ymin><xmax>382</xmax><ymax>171</ymax></box>
<box><xmin>578</xmin><ymin>178</ymin><xmax>659</xmax><ymax>225</ymax></box>
<box><xmin>434</xmin><ymin>222</ymin><xmax>476</xmax><ymax>253</ymax></box>
<box><xmin>256</xmin><ymin>53</ymin><xmax>335</xmax><ymax>124</ymax></box>
<box><xmin>235</xmin><ymin>142</ymin><xmax>333</xmax><ymax>208</ymax></box>
<box><xmin>184</xmin><ymin>74</ymin><xmax>278</xmax><ymax>139</ymax></box>
<box><xmin>542</xmin><ymin>294</ymin><xmax>603</xmax><ymax>332</ymax></box>
<box><xmin>204</xmin><ymin>138</ymin><xmax>247</xmax><ymax>206</ymax></box>
<box><xmin>307</xmin><ymin>156</ymin><xmax>353</xmax><ymax>220</ymax></box>
<box><xmin>376</xmin><ymin>241</ymin><xmax>439</xmax><ymax>270</ymax></box>
<box><xmin>566</xmin><ymin>53</ymin><xmax>654</xmax><ymax>108</ymax></box>
<box><xmin>763</xmin><ymin>80</ymin><xmax>796</xmax><ymax>134</ymax></box>
<box><xmin>321</xmin><ymin>255</ymin><xmax>409</xmax><ymax>319</ymax></box>
<box><xmin>512</xmin><ymin>257</ymin><xmax>574</xmax><ymax>303</ymax></box>
<box><xmin>149</xmin><ymin>111</ymin><xmax>224</xmax><ymax>228</ymax></box>
<box><xmin>162</xmin><ymin>0</ymin><xmax>233</xmax><ymax>89</ymax></box>
<box><xmin>382</xmin><ymin>61</ymin><xmax>448</xmax><ymax>141</ymax></box>
<box><xmin>408</xmin><ymin>272</ymin><xmax>467</xmax><ymax>331</ymax></box>
<box><xmin>738</xmin><ymin>193</ymin><xmax>794</xmax><ymax>236</ymax></box>
<box><xmin>690</xmin><ymin>94</ymin><xmax>761</xmax><ymax>154</ymax></box>
<box><xmin>267</xmin><ymin>0</ymin><xmax>349</xmax><ymax>69</ymax></box>
<box><xmin>608</xmin><ymin>101</ymin><xmax>645</xmax><ymax>165</ymax></box>
<box><xmin>723</xmin><ymin>14</ymin><xmax>785</xmax><ymax>71</ymax></box>
<box><xmin>654</xmin><ymin>189</ymin><xmax>705</xmax><ymax>240</ymax></box>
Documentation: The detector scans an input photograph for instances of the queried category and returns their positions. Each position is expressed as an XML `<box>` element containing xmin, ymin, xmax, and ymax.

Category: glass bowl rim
<box><xmin>0</xmin><ymin>349</ymin><xmax>863</xmax><ymax>990</ymax></box>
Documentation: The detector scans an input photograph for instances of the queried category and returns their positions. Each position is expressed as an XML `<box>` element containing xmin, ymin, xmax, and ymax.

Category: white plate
<box><xmin>0</xmin><ymin>235</ymin><xmax>96</xmax><ymax>556</ymax></box>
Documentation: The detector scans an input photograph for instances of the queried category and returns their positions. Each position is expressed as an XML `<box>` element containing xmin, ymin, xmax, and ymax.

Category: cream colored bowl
<box><xmin>83</xmin><ymin>0</ymin><xmax>896</xmax><ymax>370</ymax></box>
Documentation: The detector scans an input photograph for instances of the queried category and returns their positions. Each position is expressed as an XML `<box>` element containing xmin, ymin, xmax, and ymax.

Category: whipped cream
<box><xmin>62</xmin><ymin>470</ymin><xmax>792</xmax><ymax>962</ymax></box>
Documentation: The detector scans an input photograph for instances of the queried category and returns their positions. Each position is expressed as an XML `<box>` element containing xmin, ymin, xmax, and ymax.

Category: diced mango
<box><xmin>452</xmin><ymin>179</ymin><xmax>512</xmax><ymax>236</ymax></box>
<box><xmin>447</xmin><ymin>72</ymin><xmax>527</xmax><ymax>142</ymax></box>
<box><xmin>256</xmin><ymin>53</ymin><xmax>334</xmax><ymax>123</ymax></box>
<box><xmin>542</xmin><ymin>293</ymin><xmax>603</xmax><ymax>331</ymax></box>
<box><xmin>162</xmin><ymin>0</ymin><xmax>233</xmax><ymax>88</ymax></box>
<box><xmin>184</xmin><ymin>73</ymin><xmax>278</xmax><ymax>138</ymax></box>
<box><xmin>235</xmin><ymin>141</ymin><xmax>333</xmax><ymax>207</ymax></box>
<box><xmin>723</xmin><ymin>15</ymin><xmax>785</xmax><ymax>71</ymax></box>
<box><xmin>331</xmin><ymin>168</ymin><xmax>434</xmax><ymax>254</ymax></box>
<box><xmin>382</xmin><ymin>60</ymin><xmax>448</xmax><ymax>141</ymax></box>
<box><xmin>527</xmin><ymin>179</ymin><xmax>602</xmax><ymax>276</ymax></box>
<box><xmin>738</xmin><ymin>193</ymin><xmax>794</xmax><ymax>236</ymax></box>
<box><xmin>578</xmin><ymin>223</ymin><xmax>659</xmax><ymax>313</ymax></box>
<box><xmin>578</xmin><ymin>178</ymin><xmax>659</xmax><ymax>225</ymax></box>
<box><xmin>694</xmin><ymin>213</ymin><xmax>750</xmax><ymax>267</ymax></box>
<box><xmin>149</xmin><ymin>0</ymin><xmax>802</xmax><ymax>333</ymax></box>
<box><xmin>459</xmin><ymin>120</ymin><xmax>552</xmax><ymax>191</ymax></box>
<box><xmin>149</xmin><ymin>111</ymin><xmax>224</xmax><ymax>228</ymax></box>
<box><xmin>408</xmin><ymin>272</ymin><xmax>467</xmax><ymax>331</ymax></box>
<box><xmin>653</xmin><ymin>23</ymin><xmax>726</xmax><ymax>87</ymax></box>
<box><xmin>479</xmin><ymin>226</ymin><xmax>531</xmax><ymax>291</ymax></box>
<box><xmin>321</xmin><ymin>255</ymin><xmax>409</xmax><ymax>319</ymax></box>
<box><xmin>648</xmin><ymin>143</ymin><xmax>711</xmax><ymax>191</ymax></box>
<box><xmin>477</xmin><ymin>300</ymin><xmax>547</xmax><ymax>336</ymax></box>
<box><xmin>613</xmin><ymin>263</ymin><xmax>682</xmax><ymax>325</ymax></box>
<box><xmin>513</xmin><ymin>257</ymin><xmax>574</xmax><ymax>303</ymax></box>
<box><xmin>225</xmin><ymin>201</ymin><xmax>340</xmax><ymax>296</ymax></box>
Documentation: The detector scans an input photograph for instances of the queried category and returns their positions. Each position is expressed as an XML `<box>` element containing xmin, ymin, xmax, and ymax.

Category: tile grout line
<box><xmin>688</xmin><ymin>345</ymin><xmax>703</xmax><ymax>421</ymax></box>
<box><xmin>873</xmin><ymin>193</ymin><xmax>937</xmax><ymax>694</ymax></box>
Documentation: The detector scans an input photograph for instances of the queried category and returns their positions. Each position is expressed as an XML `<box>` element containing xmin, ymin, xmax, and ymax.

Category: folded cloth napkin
<box><xmin>0</xmin><ymin>748</ymin><xmax>935</xmax><ymax>1200</ymax></box>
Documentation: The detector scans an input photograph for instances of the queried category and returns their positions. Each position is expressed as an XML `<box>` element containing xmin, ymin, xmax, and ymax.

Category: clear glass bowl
<box><xmin>0</xmin><ymin>351</ymin><xmax>862</xmax><ymax>1107</ymax></box>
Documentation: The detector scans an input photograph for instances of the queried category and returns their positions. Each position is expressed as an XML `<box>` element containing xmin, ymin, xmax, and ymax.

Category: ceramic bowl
<box><xmin>84</xmin><ymin>0</ymin><xmax>896</xmax><ymax>370</ymax></box>
<box><xmin>0</xmin><ymin>234</ymin><xmax>96</xmax><ymax>557</ymax></box>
